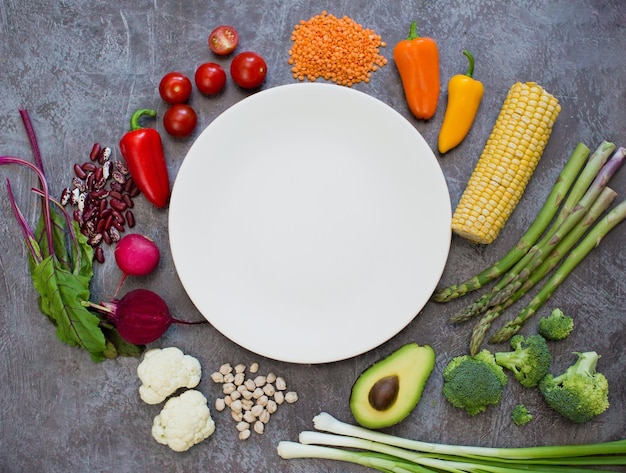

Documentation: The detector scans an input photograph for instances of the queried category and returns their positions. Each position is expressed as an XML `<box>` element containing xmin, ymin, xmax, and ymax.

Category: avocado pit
<box><xmin>369</xmin><ymin>375</ymin><xmax>400</xmax><ymax>411</ymax></box>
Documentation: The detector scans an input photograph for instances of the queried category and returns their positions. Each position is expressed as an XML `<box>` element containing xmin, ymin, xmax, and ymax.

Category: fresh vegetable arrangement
<box><xmin>2</xmin><ymin>9</ymin><xmax>625</xmax><ymax>471</ymax></box>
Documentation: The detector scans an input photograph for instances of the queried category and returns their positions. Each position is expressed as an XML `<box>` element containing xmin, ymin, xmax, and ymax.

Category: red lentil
<box><xmin>288</xmin><ymin>11</ymin><xmax>388</xmax><ymax>87</ymax></box>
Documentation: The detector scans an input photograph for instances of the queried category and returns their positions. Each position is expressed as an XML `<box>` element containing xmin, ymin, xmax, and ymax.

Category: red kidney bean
<box><xmin>90</xmin><ymin>143</ymin><xmax>102</xmax><ymax>161</ymax></box>
<box><xmin>90</xmin><ymin>189</ymin><xmax>108</xmax><ymax>200</ymax></box>
<box><xmin>94</xmin><ymin>166</ymin><xmax>104</xmax><ymax>181</ymax></box>
<box><xmin>99</xmin><ymin>199</ymin><xmax>108</xmax><ymax>213</ymax></box>
<box><xmin>110</xmin><ymin>198</ymin><xmax>127</xmax><ymax>211</ymax></box>
<box><xmin>102</xmin><ymin>230</ymin><xmax>112</xmax><ymax>245</ymax></box>
<box><xmin>112</xmin><ymin>220</ymin><xmax>124</xmax><ymax>232</ymax></box>
<box><xmin>122</xmin><ymin>194</ymin><xmax>134</xmax><ymax>208</ymax></box>
<box><xmin>81</xmin><ymin>162</ymin><xmax>97</xmax><ymax>173</ymax></box>
<box><xmin>96</xmin><ymin>218</ymin><xmax>107</xmax><ymax>234</ymax></box>
<box><xmin>74</xmin><ymin>164</ymin><xmax>88</xmax><ymax>179</ymax></box>
<box><xmin>128</xmin><ymin>183</ymin><xmax>140</xmax><ymax>198</ymax></box>
<box><xmin>123</xmin><ymin>177</ymin><xmax>134</xmax><ymax>193</ymax></box>
<box><xmin>125</xmin><ymin>210</ymin><xmax>135</xmax><ymax>228</ymax></box>
<box><xmin>109</xmin><ymin>190</ymin><xmax>123</xmax><ymax>201</ymax></box>
<box><xmin>105</xmin><ymin>214</ymin><xmax>115</xmax><ymax>230</ymax></box>
<box><xmin>111</xmin><ymin>209</ymin><xmax>124</xmax><ymax>223</ymax></box>
<box><xmin>110</xmin><ymin>181</ymin><xmax>123</xmax><ymax>192</ymax></box>
<box><xmin>94</xmin><ymin>246</ymin><xmax>105</xmax><ymax>263</ymax></box>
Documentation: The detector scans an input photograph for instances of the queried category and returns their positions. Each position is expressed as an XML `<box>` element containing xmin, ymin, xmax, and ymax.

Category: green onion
<box><xmin>278</xmin><ymin>412</ymin><xmax>626</xmax><ymax>473</ymax></box>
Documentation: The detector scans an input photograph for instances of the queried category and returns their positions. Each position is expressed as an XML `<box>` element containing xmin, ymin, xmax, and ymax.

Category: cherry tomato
<box><xmin>163</xmin><ymin>104</ymin><xmax>197</xmax><ymax>138</ymax></box>
<box><xmin>208</xmin><ymin>25</ymin><xmax>239</xmax><ymax>56</ymax></box>
<box><xmin>194</xmin><ymin>62</ymin><xmax>227</xmax><ymax>95</ymax></box>
<box><xmin>230</xmin><ymin>52</ymin><xmax>267</xmax><ymax>89</ymax></box>
<box><xmin>158</xmin><ymin>72</ymin><xmax>192</xmax><ymax>104</ymax></box>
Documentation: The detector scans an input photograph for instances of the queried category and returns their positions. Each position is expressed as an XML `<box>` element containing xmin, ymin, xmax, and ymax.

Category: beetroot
<box><xmin>94</xmin><ymin>288</ymin><xmax>206</xmax><ymax>345</ymax></box>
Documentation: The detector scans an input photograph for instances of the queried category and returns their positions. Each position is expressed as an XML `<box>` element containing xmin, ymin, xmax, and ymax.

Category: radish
<box><xmin>114</xmin><ymin>234</ymin><xmax>160</xmax><ymax>295</ymax></box>
<box><xmin>87</xmin><ymin>288</ymin><xmax>207</xmax><ymax>345</ymax></box>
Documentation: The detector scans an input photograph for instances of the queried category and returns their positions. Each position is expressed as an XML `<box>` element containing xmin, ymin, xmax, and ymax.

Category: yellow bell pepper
<box><xmin>438</xmin><ymin>50</ymin><xmax>484</xmax><ymax>154</ymax></box>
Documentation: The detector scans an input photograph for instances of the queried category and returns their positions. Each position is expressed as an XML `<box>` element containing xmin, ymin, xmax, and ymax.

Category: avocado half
<box><xmin>349</xmin><ymin>343</ymin><xmax>435</xmax><ymax>429</ymax></box>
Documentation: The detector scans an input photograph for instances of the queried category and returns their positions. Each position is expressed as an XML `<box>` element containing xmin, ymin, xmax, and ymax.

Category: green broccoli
<box><xmin>442</xmin><ymin>350</ymin><xmax>508</xmax><ymax>416</ymax></box>
<box><xmin>494</xmin><ymin>334</ymin><xmax>552</xmax><ymax>388</ymax></box>
<box><xmin>511</xmin><ymin>403</ymin><xmax>533</xmax><ymax>426</ymax></box>
<box><xmin>539</xmin><ymin>351</ymin><xmax>609</xmax><ymax>423</ymax></box>
<box><xmin>538</xmin><ymin>308</ymin><xmax>574</xmax><ymax>341</ymax></box>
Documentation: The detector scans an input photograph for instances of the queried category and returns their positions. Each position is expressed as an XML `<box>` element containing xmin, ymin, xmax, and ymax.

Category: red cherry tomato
<box><xmin>158</xmin><ymin>72</ymin><xmax>192</xmax><ymax>104</ymax></box>
<box><xmin>194</xmin><ymin>62</ymin><xmax>227</xmax><ymax>95</ymax></box>
<box><xmin>163</xmin><ymin>104</ymin><xmax>197</xmax><ymax>138</ymax></box>
<box><xmin>208</xmin><ymin>25</ymin><xmax>239</xmax><ymax>56</ymax></box>
<box><xmin>230</xmin><ymin>52</ymin><xmax>267</xmax><ymax>89</ymax></box>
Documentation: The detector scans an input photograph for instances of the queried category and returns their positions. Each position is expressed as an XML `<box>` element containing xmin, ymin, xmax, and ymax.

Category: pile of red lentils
<box><xmin>288</xmin><ymin>11</ymin><xmax>387</xmax><ymax>87</ymax></box>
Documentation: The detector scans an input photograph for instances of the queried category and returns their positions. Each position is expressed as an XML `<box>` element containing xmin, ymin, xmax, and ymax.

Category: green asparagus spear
<box><xmin>449</xmin><ymin>142</ymin><xmax>618</xmax><ymax>322</ymax></box>
<box><xmin>490</xmin><ymin>194</ymin><xmax>626</xmax><ymax>343</ymax></box>
<box><xmin>468</xmin><ymin>187</ymin><xmax>617</xmax><ymax>353</ymax></box>
<box><xmin>489</xmin><ymin>149</ymin><xmax>626</xmax><ymax>307</ymax></box>
<box><xmin>432</xmin><ymin>143</ymin><xmax>592</xmax><ymax>303</ymax></box>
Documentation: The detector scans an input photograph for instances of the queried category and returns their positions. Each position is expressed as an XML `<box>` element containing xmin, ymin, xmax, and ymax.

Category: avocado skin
<box><xmin>349</xmin><ymin>343</ymin><xmax>435</xmax><ymax>429</ymax></box>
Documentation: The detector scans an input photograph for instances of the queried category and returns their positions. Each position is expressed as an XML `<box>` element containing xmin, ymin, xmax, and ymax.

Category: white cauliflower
<box><xmin>152</xmin><ymin>389</ymin><xmax>215</xmax><ymax>452</ymax></box>
<box><xmin>137</xmin><ymin>347</ymin><xmax>202</xmax><ymax>404</ymax></box>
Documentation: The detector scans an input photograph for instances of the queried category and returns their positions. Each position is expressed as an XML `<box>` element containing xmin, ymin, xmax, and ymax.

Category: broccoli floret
<box><xmin>494</xmin><ymin>334</ymin><xmax>552</xmax><ymax>388</ymax></box>
<box><xmin>539</xmin><ymin>351</ymin><xmax>609</xmax><ymax>424</ymax></box>
<box><xmin>538</xmin><ymin>308</ymin><xmax>574</xmax><ymax>341</ymax></box>
<box><xmin>511</xmin><ymin>403</ymin><xmax>533</xmax><ymax>426</ymax></box>
<box><xmin>442</xmin><ymin>350</ymin><xmax>508</xmax><ymax>416</ymax></box>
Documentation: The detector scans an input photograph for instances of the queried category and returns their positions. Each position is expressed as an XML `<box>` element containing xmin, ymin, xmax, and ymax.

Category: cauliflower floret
<box><xmin>152</xmin><ymin>389</ymin><xmax>215</xmax><ymax>452</ymax></box>
<box><xmin>137</xmin><ymin>347</ymin><xmax>202</xmax><ymax>404</ymax></box>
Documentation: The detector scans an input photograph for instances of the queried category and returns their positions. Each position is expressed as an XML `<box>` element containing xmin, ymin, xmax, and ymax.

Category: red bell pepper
<box><xmin>119</xmin><ymin>109</ymin><xmax>170</xmax><ymax>208</ymax></box>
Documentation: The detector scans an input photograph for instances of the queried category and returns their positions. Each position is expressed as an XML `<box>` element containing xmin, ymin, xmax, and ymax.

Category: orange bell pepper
<box><xmin>393</xmin><ymin>21</ymin><xmax>440</xmax><ymax>120</ymax></box>
<box><xmin>438</xmin><ymin>50</ymin><xmax>484</xmax><ymax>154</ymax></box>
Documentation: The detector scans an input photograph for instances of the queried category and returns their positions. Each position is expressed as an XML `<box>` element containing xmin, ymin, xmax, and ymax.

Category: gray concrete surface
<box><xmin>1</xmin><ymin>1</ymin><xmax>625</xmax><ymax>472</ymax></box>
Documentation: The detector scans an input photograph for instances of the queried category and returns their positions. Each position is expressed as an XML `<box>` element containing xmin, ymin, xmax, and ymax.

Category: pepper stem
<box><xmin>463</xmin><ymin>50</ymin><xmax>475</xmax><ymax>78</ymax></box>
<box><xmin>129</xmin><ymin>109</ymin><xmax>158</xmax><ymax>131</ymax></box>
<box><xmin>406</xmin><ymin>21</ymin><xmax>419</xmax><ymax>40</ymax></box>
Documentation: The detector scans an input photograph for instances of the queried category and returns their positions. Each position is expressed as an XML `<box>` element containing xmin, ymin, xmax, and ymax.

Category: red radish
<box><xmin>114</xmin><ymin>234</ymin><xmax>160</xmax><ymax>295</ymax></box>
<box><xmin>89</xmin><ymin>288</ymin><xmax>207</xmax><ymax>345</ymax></box>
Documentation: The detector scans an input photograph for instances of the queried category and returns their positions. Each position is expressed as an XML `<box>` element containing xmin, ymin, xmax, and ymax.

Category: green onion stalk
<box><xmin>278</xmin><ymin>413</ymin><xmax>626</xmax><ymax>473</ymax></box>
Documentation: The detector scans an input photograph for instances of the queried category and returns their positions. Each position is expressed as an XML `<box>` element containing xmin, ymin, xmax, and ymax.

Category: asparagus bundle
<box><xmin>434</xmin><ymin>141</ymin><xmax>626</xmax><ymax>353</ymax></box>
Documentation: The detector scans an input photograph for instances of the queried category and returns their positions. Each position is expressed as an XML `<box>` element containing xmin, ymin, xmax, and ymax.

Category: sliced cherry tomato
<box><xmin>158</xmin><ymin>72</ymin><xmax>192</xmax><ymax>104</ymax></box>
<box><xmin>208</xmin><ymin>25</ymin><xmax>239</xmax><ymax>56</ymax></box>
<box><xmin>163</xmin><ymin>104</ymin><xmax>197</xmax><ymax>138</ymax></box>
<box><xmin>194</xmin><ymin>62</ymin><xmax>227</xmax><ymax>95</ymax></box>
<box><xmin>230</xmin><ymin>52</ymin><xmax>267</xmax><ymax>89</ymax></box>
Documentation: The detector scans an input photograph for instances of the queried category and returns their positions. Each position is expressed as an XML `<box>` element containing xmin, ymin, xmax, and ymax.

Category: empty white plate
<box><xmin>169</xmin><ymin>83</ymin><xmax>451</xmax><ymax>363</ymax></box>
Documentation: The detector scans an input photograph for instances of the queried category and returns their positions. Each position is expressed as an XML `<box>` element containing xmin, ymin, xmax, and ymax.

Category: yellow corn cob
<box><xmin>451</xmin><ymin>81</ymin><xmax>561</xmax><ymax>244</ymax></box>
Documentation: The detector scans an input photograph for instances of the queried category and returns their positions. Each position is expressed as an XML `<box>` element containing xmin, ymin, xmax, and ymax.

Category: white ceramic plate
<box><xmin>169</xmin><ymin>83</ymin><xmax>451</xmax><ymax>364</ymax></box>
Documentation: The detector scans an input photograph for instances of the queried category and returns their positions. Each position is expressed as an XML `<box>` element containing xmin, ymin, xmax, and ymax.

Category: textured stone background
<box><xmin>0</xmin><ymin>1</ymin><xmax>624</xmax><ymax>472</ymax></box>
